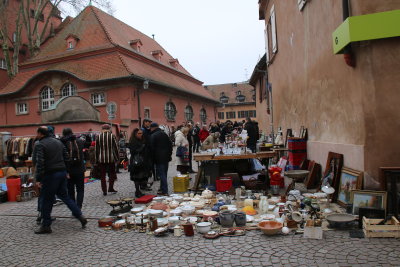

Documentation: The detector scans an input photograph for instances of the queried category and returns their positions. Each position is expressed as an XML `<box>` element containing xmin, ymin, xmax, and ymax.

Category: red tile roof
<box><xmin>205</xmin><ymin>82</ymin><xmax>255</xmax><ymax>104</ymax></box>
<box><xmin>0</xmin><ymin>6</ymin><xmax>216</xmax><ymax>101</ymax></box>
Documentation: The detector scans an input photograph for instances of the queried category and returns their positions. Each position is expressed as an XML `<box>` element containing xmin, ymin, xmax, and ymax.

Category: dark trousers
<box><xmin>193</xmin><ymin>139</ymin><xmax>200</xmax><ymax>153</ymax></box>
<box><xmin>67</xmin><ymin>172</ymin><xmax>85</xmax><ymax>209</ymax></box>
<box><xmin>188</xmin><ymin>145</ymin><xmax>193</xmax><ymax>170</ymax></box>
<box><xmin>40</xmin><ymin>171</ymin><xmax>82</xmax><ymax>227</ymax></box>
<box><xmin>98</xmin><ymin>163</ymin><xmax>117</xmax><ymax>193</ymax></box>
<box><xmin>155</xmin><ymin>163</ymin><xmax>169</xmax><ymax>194</ymax></box>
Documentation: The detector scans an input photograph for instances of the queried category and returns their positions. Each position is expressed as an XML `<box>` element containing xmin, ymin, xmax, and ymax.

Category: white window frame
<box><xmin>270</xmin><ymin>5</ymin><xmax>278</xmax><ymax>54</ymax></box>
<box><xmin>61</xmin><ymin>83</ymin><xmax>76</xmax><ymax>97</ymax></box>
<box><xmin>0</xmin><ymin>58</ymin><xmax>6</xmax><ymax>70</ymax></box>
<box><xmin>91</xmin><ymin>92</ymin><xmax>105</xmax><ymax>106</ymax></box>
<box><xmin>144</xmin><ymin>107</ymin><xmax>150</xmax><ymax>119</ymax></box>
<box><xmin>264</xmin><ymin>28</ymin><xmax>270</xmax><ymax>63</ymax></box>
<box><xmin>41</xmin><ymin>86</ymin><xmax>55</xmax><ymax>111</ymax></box>
<box><xmin>16</xmin><ymin>103</ymin><xmax>28</xmax><ymax>115</ymax></box>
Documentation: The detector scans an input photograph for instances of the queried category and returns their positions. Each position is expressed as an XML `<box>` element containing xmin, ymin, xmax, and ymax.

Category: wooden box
<box><xmin>303</xmin><ymin>220</ymin><xmax>323</xmax><ymax>239</ymax></box>
<box><xmin>363</xmin><ymin>216</ymin><xmax>400</xmax><ymax>238</ymax></box>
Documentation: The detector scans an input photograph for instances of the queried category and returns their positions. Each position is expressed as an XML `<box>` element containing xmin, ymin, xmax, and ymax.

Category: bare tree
<box><xmin>0</xmin><ymin>0</ymin><xmax>113</xmax><ymax>78</ymax></box>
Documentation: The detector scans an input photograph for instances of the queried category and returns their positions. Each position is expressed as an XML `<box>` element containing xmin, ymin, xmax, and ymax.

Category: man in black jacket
<box><xmin>34</xmin><ymin>126</ymin><xmax>87</xmax><ymax>234</ymax></box>
<box><xmin>61</xmin><ymin>128</ymin><xmax>85</xmax><ymax>209</ymax></box>
<box><xmin>149</xmin><ymin>123</ymin><xmax>172</xmax><ymax>195</ymax></box>
<box><xmin>245</xmin><ymin>118</ymin><xmax>257</xmax><ymax>153</ymax></box>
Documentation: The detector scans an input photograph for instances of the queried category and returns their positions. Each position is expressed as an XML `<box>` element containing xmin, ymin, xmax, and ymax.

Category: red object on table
<box><xmin>134</xmin><ymin>194</ymin><xmax>156</xmax><ymax>204</ymax></box>
<box><xmin>6</xmin><ymin>178</ymin><xmax>21</xmax><ymax>202</ymax></box>
<box><xmin>216</xmin><ymin>177</ymin><xmax>232</xmax><ymax>192</ymax></box>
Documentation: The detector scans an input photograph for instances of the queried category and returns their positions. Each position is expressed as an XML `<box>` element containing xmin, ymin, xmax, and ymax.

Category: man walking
<box><xmin>95</xmin><ymin>124</ymin><xmax>119</xmax><ymax>196</ymax></box>
<box><xmin>149</xmin><ymin>123</ymin><xmax>172</xmax><ymax>195</ymax></box>
<box><xmin>34</xmin><ymin>126</ymin><xmax>87</xmax><ymax>234</ymax></box>
<box><xmin>192</xmin><ymin>122</ymin><xmax>201</xmax><ymax>153</ymax></box>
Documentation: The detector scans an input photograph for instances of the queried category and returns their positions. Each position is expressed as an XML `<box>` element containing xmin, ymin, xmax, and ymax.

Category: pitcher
<box><xmin>219</xmin><ymin>210</ymin><xmax>235</xmax><ymax>228</ymax></box>
<box><xmin>234</xmin><ymin>211</ymin><xmax>247</xmax><ymax>227</ymax></box>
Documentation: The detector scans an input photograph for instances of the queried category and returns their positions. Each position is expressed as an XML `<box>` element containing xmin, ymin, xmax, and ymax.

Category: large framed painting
<box><xmin>337</xmin><ymin>167</ymin><xmax>363</xmax><ymax>207</ymax></box>
<box><xmin>351</xmin><ymin>190</ymin><xmax>387</xmax><ymax>215</ymax></box>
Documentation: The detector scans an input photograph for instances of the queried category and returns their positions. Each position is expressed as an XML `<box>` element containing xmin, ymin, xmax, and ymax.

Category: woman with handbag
<box><xmin>174</xmin><ymin>127</ymin><xmax>190</xmax><ymax>174</ymax></box>
<box><xmin>128</xmin><ymin>128</ymin><xmax>152</xmax><ymax>198</ymax></box>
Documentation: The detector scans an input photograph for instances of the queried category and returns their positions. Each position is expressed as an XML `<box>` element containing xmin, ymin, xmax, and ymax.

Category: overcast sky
<box><xmin>111</xmin><ymin>0</ymin><xmax>265</xmax><ymax>85</ymax></box>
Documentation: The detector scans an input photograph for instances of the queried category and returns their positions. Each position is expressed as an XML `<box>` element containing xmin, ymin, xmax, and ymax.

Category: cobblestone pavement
<box><xmin>1</xmin><ymin>159</ymin><xmax>400</xmax><ymax>267</ymax></box>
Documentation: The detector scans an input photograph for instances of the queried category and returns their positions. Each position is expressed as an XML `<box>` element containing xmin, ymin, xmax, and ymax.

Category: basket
<box><xmin>363</xmin><ymin>216</ymin><xmax>400</xmax><ymax>238</ymax></box>
<box><xmin>258</xmin><ymin>221</ymin><xmax>282</xmax><ymax>235</ymax></box>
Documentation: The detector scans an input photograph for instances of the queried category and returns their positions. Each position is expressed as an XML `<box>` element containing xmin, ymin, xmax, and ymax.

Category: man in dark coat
<box><xmin>34</xmin><ymin>126</ymin><xmax>87</xmax><ymax>234</ymax></box>
<box><xmin>192</xmin><ymin>122</ymin><xmax>201</xmax><ymax>153</ymax></box>
<box><xmin>245</xmin><ymin>118</ymin><xmax>257</xmax><ymax>153</ymax></box>
<box><xmin>149</xmin><ymin>123</ymin><xmax>172</xmax><ymax>195</ymax></box>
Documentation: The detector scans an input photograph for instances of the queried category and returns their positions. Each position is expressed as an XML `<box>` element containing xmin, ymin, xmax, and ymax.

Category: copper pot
<box><xmin>98</xmin><ymin>217</ymin><xmax>114</xmax><ymax>227</ymax></box>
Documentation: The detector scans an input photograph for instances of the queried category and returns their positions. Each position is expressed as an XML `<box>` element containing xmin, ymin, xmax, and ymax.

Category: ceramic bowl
<box><xmin>260</xmin><ymin>214</ymin><xmax>276</xmax><ymax>220</ymax></box>
<box><xmin>136</xmin><ymin>211</ymin><xmax>149</xmax><ymax>218</ymax></box>
<box><xmin>187</xmin><ymin>216</ymin><xmax>199</xmax><ymax>224</ymax></box>
<box><xmin>153</xmin><ymin>196</ymin><xmax>165</xmax><ymax>203</ymax></box>
<box><xmin>170</xmin><ymin>208</ymin><xmax>183</xmax><ymax>216</ymax></box>
<box><xmin>258</xmin><ymin>221</ymin><xmax>283</xmax><ymax>235</ymax></box>
<box><xmin>131</xmin><ymin>207</ymin><xmax>144</xmax><ymax>214</ymax></box>
<box><xmin>196</xmin><ymin>222</ymin><xmax>212</xmax><ymax>234</ymax></box>
<box><xmin>157</xmin><ymin>218</ymin><xmax>168</xmax><ymax>226</ymax></box>
<box><xmin>181</xmin><ymin>206</ymin><xmax>195</xmax><ymax>215</ymax></box>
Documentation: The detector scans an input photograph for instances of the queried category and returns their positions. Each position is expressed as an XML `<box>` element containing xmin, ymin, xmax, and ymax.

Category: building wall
<box><xmin>253</xmin><ymin>76</ymin><xmax>271</xmax><ymax>135</ymax></box>
<box><xmin>216</xmin><ymin>104</ymin><xmax>257</xmax><ymax>123</ymax></box>
<box><xmin>260</xmin><ymin>0</ymin><xmax>400</xmax><ymax>181</ymax></box>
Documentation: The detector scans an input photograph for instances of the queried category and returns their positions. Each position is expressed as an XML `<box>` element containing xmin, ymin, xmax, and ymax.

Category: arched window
<box><xmin>40</xmin><ymin>86</ymin><xmax>55</xmax><ymax>111</ymax></box>
<box><xmin>164</xmin><ymin>101</ymin><xmax>177</xmax><ymax>120</ymax></box>
<box><xmin>199</xmin><ymin>108</ymin><xmax>207</xmax><ymax>123</ymax></box>
<box><xmin>184</xmin><ymin>105</ymin><xmax>194</xmax><ymax>121</ymax></box>
<box><xmin>61</xmin><ymin>83</ymin><xmax>76</xmax><ymax>97</ymax></box>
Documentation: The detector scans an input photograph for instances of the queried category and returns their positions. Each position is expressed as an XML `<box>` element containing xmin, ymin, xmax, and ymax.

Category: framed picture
<box><xmin>337</xmin><ymin>167</ymin><xmax>363</xmax><ymax>207</ymax></box>
<box><xmin>320</xmin><ymin>152</ymin><xmax>343</xmax><ymax>202</ymax></box>
<box><xmin>351</xmin><ymin>190</ymin><xmax>387</xmax><ymax>215</ymax></box>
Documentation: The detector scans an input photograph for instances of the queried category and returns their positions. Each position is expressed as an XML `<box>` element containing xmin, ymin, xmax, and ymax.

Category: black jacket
<box><xmin>128</xmin><ymin>139</ymin><xmax>152</xmax><ymax>181</ymax></box>
<box><xmin>245</xmin><ymin>122</ymin><xmax>257</xmax><ymax>146</ymax></box>
<box><xmin>61</xmin><ymin>135</ymin><xmax>85</xmax><ymax>175</ymax></box>
<box><xmin>35</xmin><ymin>136</ymin><xmax>68</xmax><ymax>182</ymax></box>
<box><xmin>150</xmin><ymin>128</ymin><xmax>173</xmax><ymax>164</ymax></box>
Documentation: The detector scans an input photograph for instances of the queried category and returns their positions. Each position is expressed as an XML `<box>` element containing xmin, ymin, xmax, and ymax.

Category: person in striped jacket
<box><xmin>95</xmin><ymin>124</ymin><xmax>119</xmax><ymax>196</ymax></box>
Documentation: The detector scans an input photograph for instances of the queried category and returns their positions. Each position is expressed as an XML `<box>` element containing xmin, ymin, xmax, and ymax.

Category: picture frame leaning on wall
<box><xmin>337</xmin><ymin>167</ymin><xmax>363</xmax><ymax>207</ymax></box>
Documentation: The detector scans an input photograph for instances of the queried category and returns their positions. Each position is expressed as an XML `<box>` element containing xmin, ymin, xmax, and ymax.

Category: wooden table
<box><xmin>191</xmin><ymin>151</ymin><xmax>277</xmax><ymax>192</ymax></box>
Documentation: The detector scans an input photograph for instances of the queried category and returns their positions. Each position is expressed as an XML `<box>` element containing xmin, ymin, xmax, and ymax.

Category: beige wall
<box><xmin>260</xmin><ymin>0</ymin><xmax>400</xmax><ymax>180</ymax></box>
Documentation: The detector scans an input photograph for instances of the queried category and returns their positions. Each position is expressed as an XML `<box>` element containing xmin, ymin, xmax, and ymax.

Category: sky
<box><xmin>110</xmin><ymin>0</ymin><xmax>266</xmax><ymax>85</ymax></box>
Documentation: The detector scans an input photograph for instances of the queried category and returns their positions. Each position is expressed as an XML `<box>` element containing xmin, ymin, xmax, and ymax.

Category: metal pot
<box><xmin>326</xmin><ymin>213</ymin><xmax>356</xmax><ymax>228</ymax></box>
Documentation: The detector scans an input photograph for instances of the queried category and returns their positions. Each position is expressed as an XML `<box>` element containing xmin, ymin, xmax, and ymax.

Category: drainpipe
<box><xmin>342</xmin><ymin>0</ymin><xmax>356</xmax><ymax>67</ymax></box>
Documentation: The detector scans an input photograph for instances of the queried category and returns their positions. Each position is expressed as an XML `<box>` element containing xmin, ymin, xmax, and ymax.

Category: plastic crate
<box><xmin>216</xmin><ymin>177</ymin><xmax>232</xmax><ymax>192</ymax></box>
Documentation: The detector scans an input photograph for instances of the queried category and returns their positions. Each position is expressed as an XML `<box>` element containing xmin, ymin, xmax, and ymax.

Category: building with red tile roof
<box><xmin>0</xmin><ymin>5</ymin><xmax>218</xmax><ymax>136</ymax></box>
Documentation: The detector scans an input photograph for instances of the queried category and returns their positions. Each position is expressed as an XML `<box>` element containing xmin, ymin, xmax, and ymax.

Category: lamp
<box><xmin>143</xmin><ymin>80</ymin><xmax>149</xmax><ymax>90</ymax></box>
<box><xmin>138</xmin><ymin>79</ymin><xmax>150</xmax><ymax>127</ymax></box>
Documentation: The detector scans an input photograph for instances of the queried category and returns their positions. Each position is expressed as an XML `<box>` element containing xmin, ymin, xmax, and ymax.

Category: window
<box><xmin>218</xmin><ymin>112</ymin><xmax>224</xmax><ymax>120</ymax></box>
<box><xmin>238</xmin><ymin>110</ymin><xmax>256</xmax><ymax>118</ymax></box>
<box><xmin>226</xmin><ymin>111</ymin><xmax>236</xmax><ymax>119</ymax></box>
<box><xmin>264</xmin><ymin>28</ymin><xmax>270</xmax><ymax>63</ymax></box>
<box><xmin>199</xmin><ymin>108</ymin><xmax>207</xmax><ymax>123</ymax></box>
<box><xmin>249</xmin><ymin>110</ymin><xmax>256</xmax><ymax>117</ymax></box>
<box><xmin>236</xmin><ymin>91</ymin><xmax>241</xmax><ymax>96</ymax></box>
<box><xmin>220</xmin><ymin>92</ymin><xmax>225</xmax><ymax>97</ymax></box>
<box><xmin>164</xmin><ymin>101</ymin><xmax>177</xmax><ymax>121</ymax></box>
<box><xmin>184</xmin><ymin>105</ymin><xmax>194</xmax><ymax>121</ymax></box>
<box><xmin>68</xmin><ymin>41</ymin><xmax>73</xmax><ymax>49</ymax></box>
<box><xmin>220</xmin><ymin>96</ymin><xmax>229</xmax><ymax>104</ymax></box>
<box><xmin>270</xmin><ymin>5</ymin><xmax>278</xmax><ymax>54</ymax></box>
<box><xmin>0</xmin><ymin>58</ymin><xmax>6</xmax><ymax>70</ymax></box>
<box><xmin>61</xmin><ymin>83</ymin><xmax>76</xmax><ymax>97</ymax></box>
<box><xmin>144</xmin><ymin>108</ymin><xmax>150</xmax><ymax>119</ymax></box>
<box><xmin>265</xmin><ymin>4</ymin><xmax>278</xmax><ymax>63</ymax></box>
<box><xmin>91</xmin><ymin>92</ymin><xmax>105</xmax><ymax>105</ymax></box>
<box><xmin>12</xmin><ymin>32</ymin><xmax>17</xmax><ymax>43</ymax></box>
<box><xmin>236</xmin><ymin>94</ymin><xmax>246</xmax><ymax>103</ymax></box>
<box><xmin>40</xmin><ymin>86</ymin><xmax>55</xmax><ymax>111</ymax></box>
<box><xmin>16</xmin><ymin>103</ymin><xmax>28</xmax><ymax>115</ymax></box>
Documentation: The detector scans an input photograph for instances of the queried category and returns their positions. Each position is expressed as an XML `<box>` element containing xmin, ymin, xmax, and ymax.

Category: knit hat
<box><xmin>150</xmin><ymin>122</ymin><xmax>159</xmax><ymax>128</ymax></box>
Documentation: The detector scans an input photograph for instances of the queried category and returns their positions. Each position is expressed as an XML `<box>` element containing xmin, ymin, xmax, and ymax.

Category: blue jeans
<box><xmin>40</xmin><ymin>171</ymin><xmax>82</xmax><ymax>227</ymax></box>
<box><xmin>155</xmin><ymin>163</ymin><xmax>169</xmax><ymax>194</ymax></box>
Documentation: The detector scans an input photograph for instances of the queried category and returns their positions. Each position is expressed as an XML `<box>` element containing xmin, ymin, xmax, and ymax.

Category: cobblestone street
<box><xmin>1</xmin><ymin>162</ymin><xmax>400</xmax><ymax>267</ymax></box>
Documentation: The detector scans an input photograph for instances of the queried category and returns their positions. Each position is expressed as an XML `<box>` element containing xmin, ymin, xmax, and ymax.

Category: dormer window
<box><xmin>220</xmin><ymin>92</ymin><xmax>225</xmax><ymax>97</ymax></box>
<box><xmin>65</xmin><ymin>34</ymin><xmax>79</xmax><ymax>50</ymax></box>
<box><xmin>129</xmin><ymin>39</ymin><xmax>142</xmax><ymax>52</ymax></box>
<box><xmin>236</xmin><ymin>91</ymin><xmax>241</xmax><ymax>96</ymax></box>
<box><xmin>169</xmin><ymin>58</ymin><xmax>179</xmax><ymax>68</ymax></box>
<box><xmin>151</xmin><ymin>50</ymin><xmax>163</xmax><ymax>61</ymax></box>
<box><xmin>233</xmin><ymin>83</ymin><xmax>238</xmax><ymax>87</ymax></box>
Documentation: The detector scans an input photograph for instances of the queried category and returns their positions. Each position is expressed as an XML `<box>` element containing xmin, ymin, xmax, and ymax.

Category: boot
<box><xmin>135</xmin><ymin>182</ymin><xmax>144</xmax><ymax>198</ymax></box>
<box><xmin>35</xmin><ymin>226</ymin><xmax>52</xmax><ymax>234</ymax></box>
<box><xmin>101</xmin><ymin>178</ymin><xmax>107</xmax><ymax>195</ymax></box>
<box><xmin>78</xmin><ymin>215</ymin><xmax>88</xmax><ymax>229</ymax></box>
<box><xmin>108</xmin><ymin>178</ymin><xmax>117</xmax><ymax>193</ymax></box>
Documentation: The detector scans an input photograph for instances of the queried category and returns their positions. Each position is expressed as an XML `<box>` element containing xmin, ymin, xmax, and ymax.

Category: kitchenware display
<box><xmin>196</xmin><ymin>222</ymin><xmax>212</xmax><ymax>234</ymax></box>
<box><xmin>259</xmin><ymin>196</ymin><xmax>269</xmax><ymax>214</ymax></box>
<box><xmin>246</xmin><ymin>215</ymin><xmax>254</xmax><ymax>222</ymax></box>
<box><xmin>148</xmin><ymin>209</ymin><xmax>163</xmax><ymax>218</ymax></box>
<box><xmin>172</xmin><ymin>196</ymin><xmax>184</xmax><ymax>203</ymax></box>
<box><xmin>219</xmin><ymin>210</ymin><xmax>235</xmax><ymax>227</ymax></box>
<box><xmin>202</xmin><ymin>188</ymin><xmax>213</xmax><ymax>199</ymax></box>
<box><xmin>136</xmin><ymin>211</ymin><xmax>149</xmax><ymax>218</ymax></box>
<box><xmin>168</xmin><ymin>216</ymin><xmax>182</xmax><ymax>227</ymax></box>
<box><xmin>326</xmin><ymin>213</ymin><xmax>356</xmax><ymax>229</ymax></box>
<box><xmin>258</xmin><ymin>221</ymin><xmax>283</xmax><ymax>235</ymax></box>
<box><xmin>234</xmin><ymin>211</ymin><xmax>247</xmax><ymax>227</ymax></box>
<box><xmin>203</xmin><ymin>210</ymin><xmax>218</xmax><ymax>221</ymax></box>
<box><xmin>169</xmin><ymin>201</ymin><xmax>180</xmax><ymax>209</ymax></box>
<box><xmin>170</xmin><ymin>208</ymin><xmax>183</xmax><ymax>216</ymax></box>
<box><xmin>131</xmin><ymin>207</ymin><xmax>144</xmax><ymax>214</ymax></box>
<box><xmin>174</xmin><ymin>225</ymin><xmax>183</xmax><ymax>237</ymax></box>
<box><xmin>135</xmin><ymin>195</ymin><xmax>156</xmax><ymax>204</ymax></box>
<box><xmin>157</xmin><ymin>218</ymin><xmax>168</xmax><ymax>226</ymax></box>
<box><xmin>285</xmin><ymin>170</ymin><xmax>310</xmax><ymax>182</ymax></box>
<box><xmin>153</xmin><ymin>196</ymin><xmax>165</xmax><ymax>203</ymax></box>
<box><xmin>98</xmin><ymin>217</ymin><xmax>114</xmax><ymax>227</ymax></box>
<box><xmin>260</xmin><ymin>214</ymin><xmax>276</xmax><ymax>220</ymax></box>
<box><xmin>242</xmin><ymin>206</ymin><xmax>257</xmax><ymax>215</ymax></box>
<box><xmin>107</xmin><ymin>200</ymin><xmax>123</xmax><ymax>211</ymax></box>
<box><xmin>181</xmin><ymin>205</ymin><xmax>195</xmax><ymax>215</ymax></box>
<box><xmin>268</xmin><ymin>205</ymin><xmax>275</xmax><ymax>211</ymax></box>
<box><xmin>187</xmin><ymin>216</ymin><xmax>199</xmax><ymax>224</ymax></box>
<box><xmin>151</xmin><ymin>203</ymin><xmax>169</xmax><ymax>211</ymax></box>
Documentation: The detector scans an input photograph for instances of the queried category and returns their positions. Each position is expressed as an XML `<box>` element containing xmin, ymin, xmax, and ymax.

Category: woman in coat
<box><xmin>174</xmin><ymin>127</ymin><xmax>190</xmax><ymax>174</ymax></box>
<box><xmin>128</xmin><ymin>128</ymin><xmax>152</xmax><ymax>198</ymax></box>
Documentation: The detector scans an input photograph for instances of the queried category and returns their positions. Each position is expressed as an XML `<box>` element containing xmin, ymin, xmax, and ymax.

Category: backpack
<box><xmin>68</xmin><ymin>140</ymin><xmax>81</xmax><ymax>166</ymax></box>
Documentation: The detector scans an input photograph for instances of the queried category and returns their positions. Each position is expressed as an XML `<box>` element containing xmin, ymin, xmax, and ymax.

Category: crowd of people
<box><xmin>30</xmin><ymin>118</ymin><xmax>259</xmax><ymax>234</ymax></box>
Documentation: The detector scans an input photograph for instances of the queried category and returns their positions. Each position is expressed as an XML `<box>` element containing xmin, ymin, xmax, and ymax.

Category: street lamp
<box><xmin>137</xmin><ymin>79</ymin><xmax>149</xmax><ymax>127</ymax></box>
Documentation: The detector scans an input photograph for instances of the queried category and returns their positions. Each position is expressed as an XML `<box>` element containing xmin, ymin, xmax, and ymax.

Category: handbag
<box><xmin>183</xmin><ymin>151</ymin><xmax>190</xmax><ymax>163</ymax></box>
<box><xmin>176</xmin><ymin>146</ymin><xmax>187</xmax><ymax>158</ymax></box>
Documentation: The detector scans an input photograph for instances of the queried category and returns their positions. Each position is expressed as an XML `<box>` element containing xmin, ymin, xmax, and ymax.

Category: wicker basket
<box><xmin>243</xmin><ymin>177</ymin><xmax>266</xmax><ymax>190</ymax></box>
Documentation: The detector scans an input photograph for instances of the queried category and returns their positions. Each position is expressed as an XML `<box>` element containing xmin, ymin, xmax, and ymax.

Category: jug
<box><xmin>259</xmin><ymin>196</ymin><xmax>269</xmax><ymax>214</ymax></box>
<box><xmin>182</xmin><ymin>222</ymin><xmax>194</xmax><ymax>236</ymax></box>
<box><xmin>219</xmin><ymin>210</ymin><xmax>235</xmax><ymax>228</ymax></box>
<box><xmin>234</xmin><ymin>211</ymin><xmax>247</xmax><ymax>227</ymax></box>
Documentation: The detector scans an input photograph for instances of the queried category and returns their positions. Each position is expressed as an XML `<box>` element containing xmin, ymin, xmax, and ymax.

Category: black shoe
<box><xmin>157</xmin><ymin>189</ymin><xmax>163</xmax><ymax>195</ymax></box>
<box><xmin>135</xmin><ymin>191</ymin><xmax>145</xmax><ymax>198</ymax></box>
<box><xmin>103</xmin><ymin>192</ymin><xmax>107</xmax><ymax>196</ymax></box>
<box><xmin>108</xmin><ymin>189</ymin><xmax>118</xmax><ymax>193</ymax></box>
<box><xmin>140</xmin><ymin>185</ymin><xmax>152</xmax><ymax>191</ymax></box>
<box><xmin>35</xmin><ymin>226</ymin><xmax>52</xmax><ymax>234</ymax></box>
<box><xmin>79</xmin><ymin>216</ymin><xmax>88</xmax><ymax>229</ymax></box>
<box><xmin>36</xmin><ymin>215</ymin><xmax>42</xmax><ymax>225</ymax></box>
